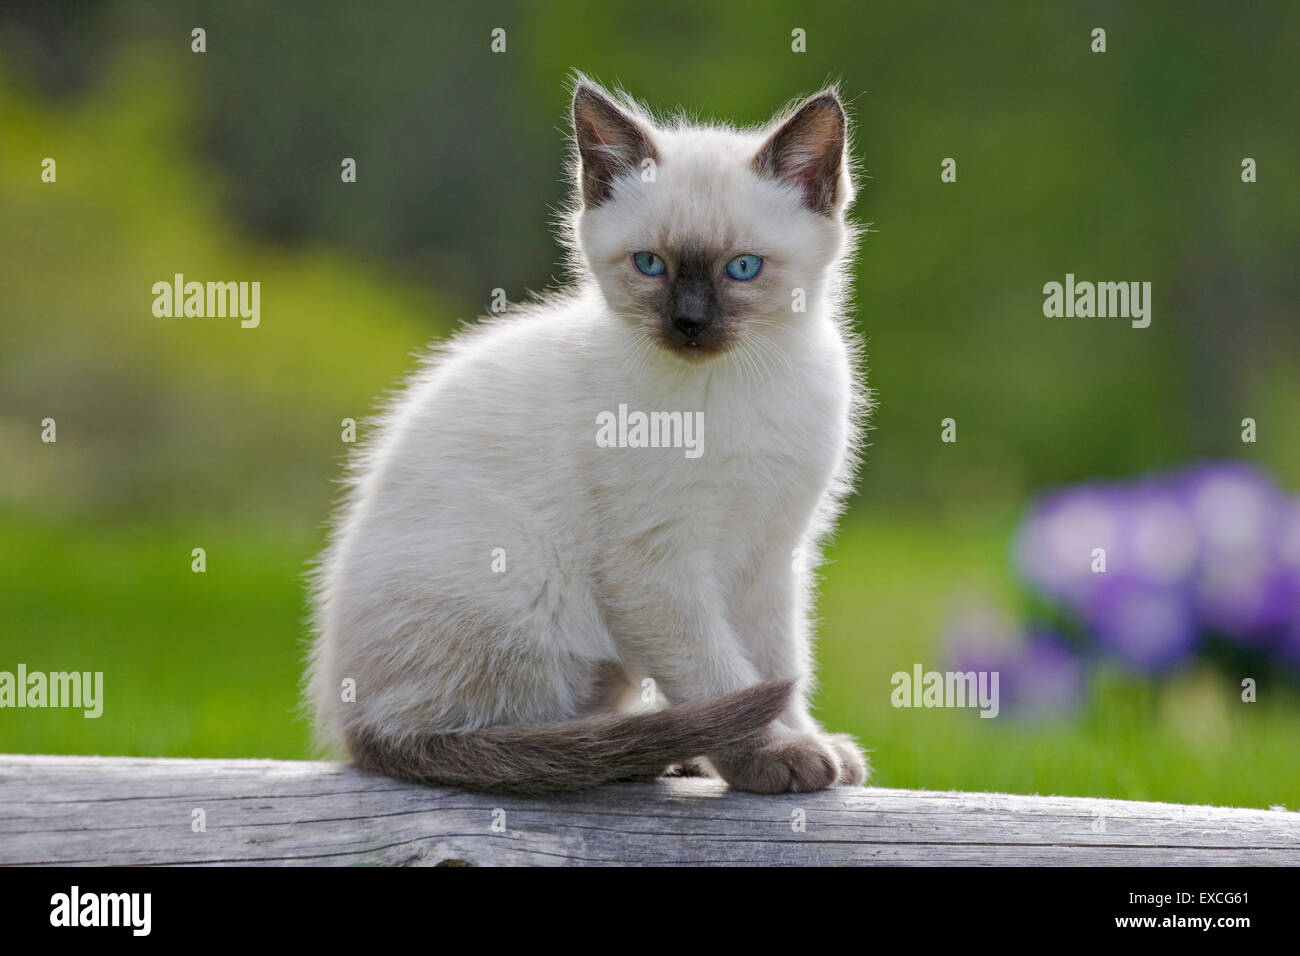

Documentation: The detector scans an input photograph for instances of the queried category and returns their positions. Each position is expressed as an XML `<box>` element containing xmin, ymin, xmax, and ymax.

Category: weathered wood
<box><xmin>1</xmin><ymin>754</ymin><xmax>1297</xmax><ymax>866</ymax></box>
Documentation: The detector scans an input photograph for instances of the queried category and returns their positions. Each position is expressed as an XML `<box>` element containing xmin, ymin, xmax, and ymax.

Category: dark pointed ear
<box><xmin>753</xmin><ymin>91</ymin><xmax>847</xmax><ymax>215</ymax></box>
<box><xmin>573</xmin><ymin>81</ymin><xmax>658</xmax><ymax>208</ymax></box>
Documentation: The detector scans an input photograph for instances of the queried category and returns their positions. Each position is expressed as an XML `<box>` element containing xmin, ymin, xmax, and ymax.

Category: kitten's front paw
<box><xmin>713</xmin><ymin>734</ymin><xmax>844</xmax><ymax>794</ymax></box>
<box><xmin>826</xmin><ymin>732</ymin><xmax>869</xmax><ymax>786</ymax></box>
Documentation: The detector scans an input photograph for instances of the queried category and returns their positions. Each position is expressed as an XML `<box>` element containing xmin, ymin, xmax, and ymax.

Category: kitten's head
<box><xmin>569</xmin><ymin>77</ymin><xmax>855</xmax><ymax>363</ymax></box>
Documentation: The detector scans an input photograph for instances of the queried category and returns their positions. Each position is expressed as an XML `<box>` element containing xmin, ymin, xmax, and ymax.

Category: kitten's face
<box><xmin>572</xmin><ymin>82</ymin><xmax>852</xmax><ymax>363</ymax></box>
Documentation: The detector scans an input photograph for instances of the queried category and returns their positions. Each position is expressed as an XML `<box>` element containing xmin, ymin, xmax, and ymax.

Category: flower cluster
<box><xmin>947</xmin><ymin>462</ymin><xmax>1300</xmax><ymax>715</ymax></box>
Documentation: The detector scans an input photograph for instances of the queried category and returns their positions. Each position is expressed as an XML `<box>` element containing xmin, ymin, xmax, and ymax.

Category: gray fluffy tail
<box><xmin>345</xmin><ymin>680</ymin><xmax>793</xmax><ymax>794</ymax></box>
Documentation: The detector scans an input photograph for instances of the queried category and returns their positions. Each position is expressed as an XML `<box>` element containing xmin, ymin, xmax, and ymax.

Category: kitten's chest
<box><xmin>587</xmin><ymin>344</ymin><xmax>852</xmax><ymax>548</ymax></box>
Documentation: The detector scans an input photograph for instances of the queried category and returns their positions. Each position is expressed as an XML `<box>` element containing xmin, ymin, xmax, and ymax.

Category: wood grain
<box><xmin>2</xmin><ymin>755</ymin><xmax>1296</xmax><ymax>866</ymax></box>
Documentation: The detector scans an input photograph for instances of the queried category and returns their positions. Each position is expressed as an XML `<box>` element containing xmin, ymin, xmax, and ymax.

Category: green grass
<box><xmin>0</xmin><ymin>511</ymin><xmax>317</xmax><ymax>759</ymax></box>
<box><xmin>4</xmin><ymin>507</ymin><xmax>1298</xmax><ymax>809</ymax></box>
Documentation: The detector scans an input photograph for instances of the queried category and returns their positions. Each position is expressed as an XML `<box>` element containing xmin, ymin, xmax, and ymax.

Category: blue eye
<box><xmin>725</xmin><ymin>254</ymin><xmax>763</xmax><ymax>281</ymax></box>
<box><xmin>633</xmin><ymin>252</ymin><xmax>666</xmax><ymax>276</ymax></box>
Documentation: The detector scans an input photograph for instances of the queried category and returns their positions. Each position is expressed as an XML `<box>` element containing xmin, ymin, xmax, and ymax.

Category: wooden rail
<box><xmin>2</xmin><ymin>755</ymin><xmax>1297</xmax><ymax>866</ymax></box>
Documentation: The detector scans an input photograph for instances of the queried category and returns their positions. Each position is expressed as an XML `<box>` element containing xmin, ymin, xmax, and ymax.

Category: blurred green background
<box><xmin>2</xmin><ymin>1</ymin><xmax>1297</xmax><ymax>807</ymax></box>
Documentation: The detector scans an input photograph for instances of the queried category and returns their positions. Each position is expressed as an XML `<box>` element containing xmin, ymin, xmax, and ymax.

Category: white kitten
<box><xmin>307</xmin><ymin>77</ymin><xmax>868</xmax><ymax>793</ymax></box>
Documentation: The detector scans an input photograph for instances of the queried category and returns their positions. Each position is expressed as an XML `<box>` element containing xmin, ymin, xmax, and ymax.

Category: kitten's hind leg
<box><xmin>579</xmin><ymin>660</ymin><xmax>640</xmax><ymax>715</ymax></box>
<box><xmin>582</xmin><ymin>664</ymin><xmax>719</xmax><ymax>782</ymax></box>
<box><xmin>661</xmin><ymin>758</ymin><xmax>717</xmax><ymax>779</ymax></box>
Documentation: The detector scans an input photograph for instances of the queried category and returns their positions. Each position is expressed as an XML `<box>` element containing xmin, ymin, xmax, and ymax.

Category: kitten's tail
<box><xmin>344</xmin><ymin>679</ymin><xmax>792</xmax><ymax>794</ymax></box>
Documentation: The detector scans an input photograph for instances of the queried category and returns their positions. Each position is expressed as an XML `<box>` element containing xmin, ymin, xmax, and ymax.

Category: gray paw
<box><xmin>826</xmin><ymin>732</ymin><xmax>869</xmax><ymax>786</ymax></box>
<box><xmin>713</xmin><ymin>734</ymin><xmax>842</xmax><ymax>794</ymax></box>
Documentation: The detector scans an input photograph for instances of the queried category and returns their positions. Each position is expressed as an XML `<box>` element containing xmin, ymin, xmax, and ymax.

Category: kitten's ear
<box><xmin>573</xmin><ymin>81</ymin><xmax>658</xmax><ymax>208</ymax></box>
<box><xmin>753</xmin><ymin>91</ymin><xmax>848</xmax><ymax>215</ymax></box>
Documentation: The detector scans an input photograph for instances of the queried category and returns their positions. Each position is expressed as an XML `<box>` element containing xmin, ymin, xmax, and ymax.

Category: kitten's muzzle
<box><xmin>664</xmin><ymin>271</ymin><xmax>725</xmax><ymax>352</ymax></box>
<box><xmin>671</xmin><ymin>313</ymin><xmax>710</xmax><ymax>338</ymax></box>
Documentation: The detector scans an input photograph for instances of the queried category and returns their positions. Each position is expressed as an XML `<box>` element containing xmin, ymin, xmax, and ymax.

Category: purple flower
<box><xmin>1122</xmin><ymin>481</ymin><xmax>1199</xmax><ymax>590</ymax></box>
<box><xmin>1000</xmin><ymin>462</ymin><xmax>1300</xmax><ymax>686</ymax></box>
<box><xmin>1177</xmin><ymin>462</ymin><xmax>1281</xmax><ymax>556</ymax></box>
<box><xmin>1175</xmin><ymin>463</ymin><xmax>1293</xmax><ymax>640</ymax></box>
<box><xmin>945</xmin><ymin>601</ymin><xmax>1023</xmax><ymax>676</ymax></box>
<box><xmin>945</xmin><ymin>605</ymin><xmax>1085</xmax><ymax>717</ymax></box>
<box><xmin>1009</xmin><ymin>634</ymin><xmax>1087</xmax><ymax>716</ymax></box>
<box><xmin>1085</xmin><ymin>575</ymin><xmax>1198</xmax><ymax>672</ymax></box>
<box><xmin>1272</xmin><ymin>498</ymin><xmax>1300</xmax><ymax>647</ymax></box>
<box><xmin>1018</xmin><ymin>463</ymin><xmax>1300</xmax><ymax>661</ymax></box>
<box><xmin>1015</xmin><ymin>484</ymin><xmax>1124</xmax><ymax>612</ymax></box>
<box><xmin>1278</xmin><ymin>498</ymin><xmax>1300</xmax><ymax>576</ymax></box>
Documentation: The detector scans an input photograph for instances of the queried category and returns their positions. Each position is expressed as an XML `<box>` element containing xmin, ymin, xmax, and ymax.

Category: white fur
<box><xmin>307</xmin><ymin>87</ymin><xmax>866</xmax><ymax>754</ymax></box>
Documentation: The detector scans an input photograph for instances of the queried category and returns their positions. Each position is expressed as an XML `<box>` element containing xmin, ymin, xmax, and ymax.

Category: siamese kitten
<box><xmin>307</xmin><ymin>77</ymin><xmax>868</xmax><ymax>794</ymax></box>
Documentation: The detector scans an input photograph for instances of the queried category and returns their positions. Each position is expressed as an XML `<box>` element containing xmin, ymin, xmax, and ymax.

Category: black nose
<box><xmin>672</xmin><ymin>314</ymin><xmax>709</xmax><ymax>338</ymax></box>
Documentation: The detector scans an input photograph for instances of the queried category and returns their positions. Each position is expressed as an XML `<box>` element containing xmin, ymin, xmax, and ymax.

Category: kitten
<box><xmin>306</xmin><ymin>77</ymin><xmax>868</xmax><ymax>794</ymax></box>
